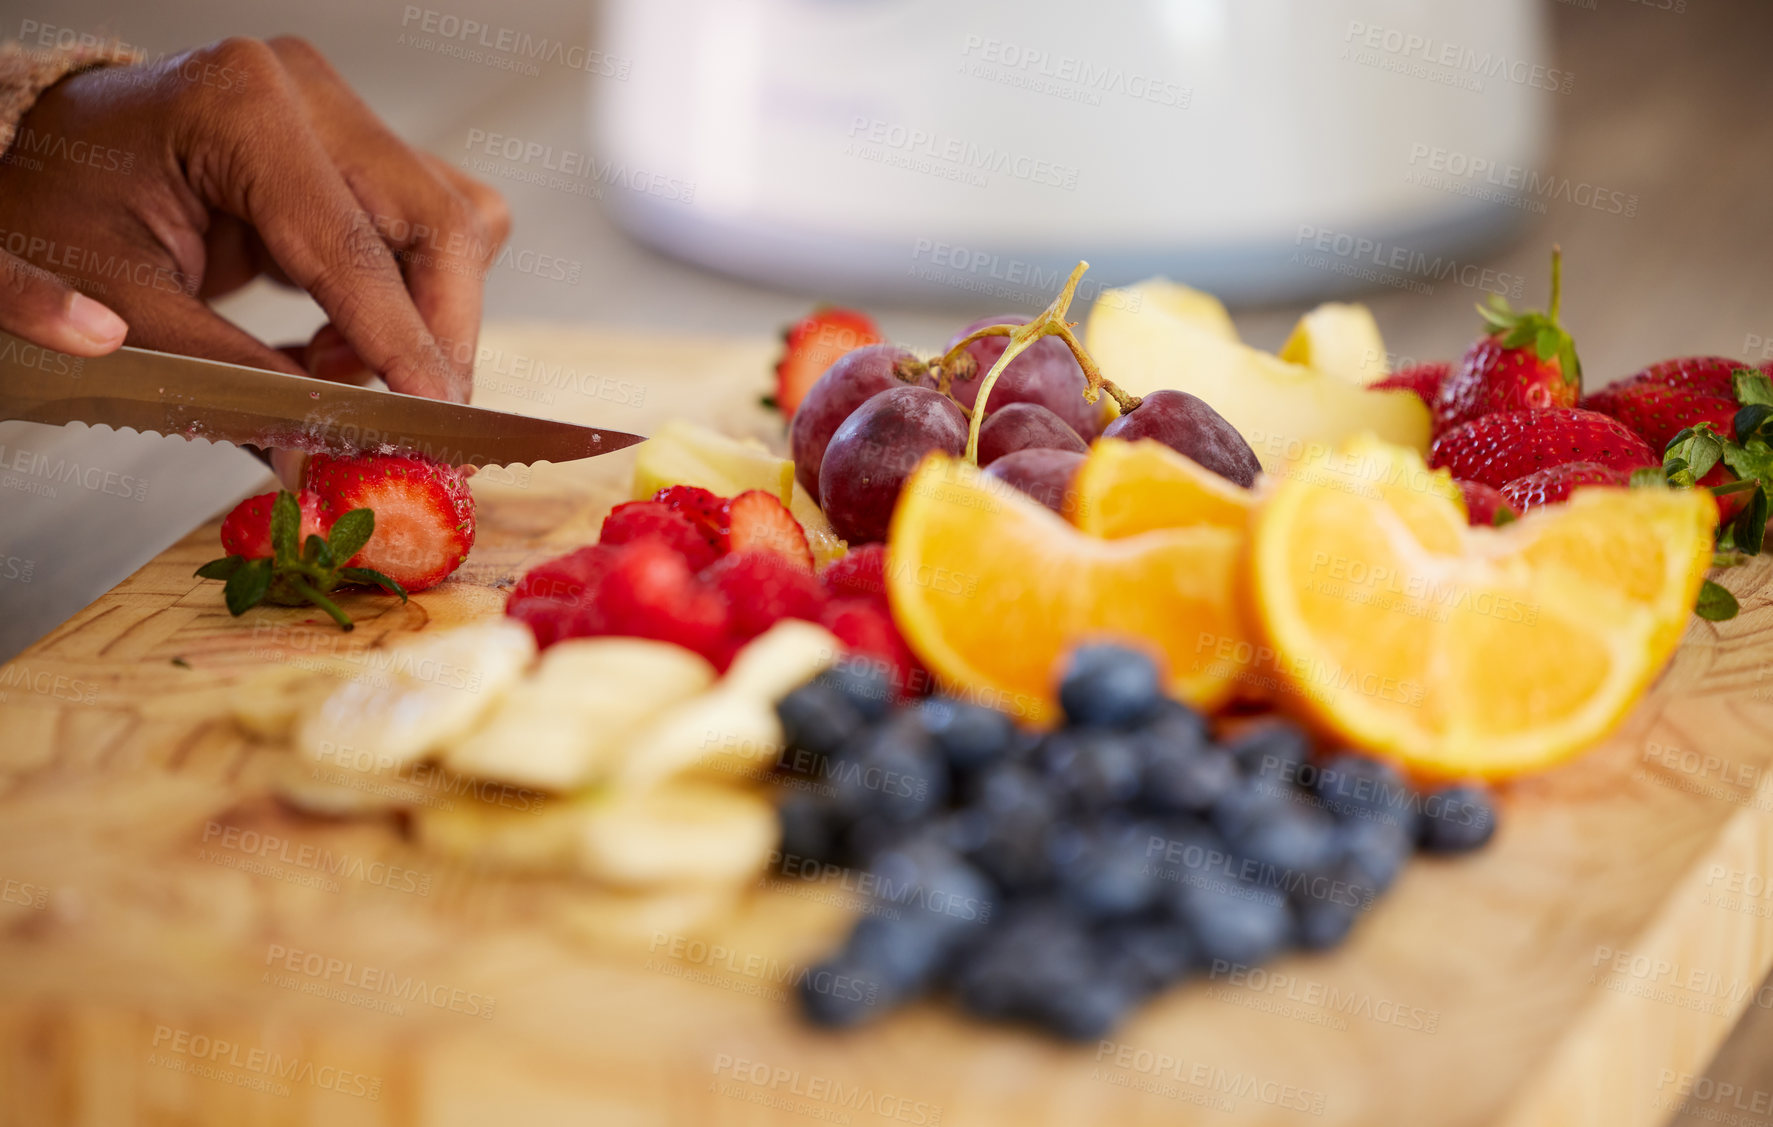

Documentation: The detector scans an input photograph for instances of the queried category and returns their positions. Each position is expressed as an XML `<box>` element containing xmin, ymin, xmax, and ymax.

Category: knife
<box><xmin>0</xmin><ymin>332</ymin><xmax>645</xmax><ymax>467</ymax></box>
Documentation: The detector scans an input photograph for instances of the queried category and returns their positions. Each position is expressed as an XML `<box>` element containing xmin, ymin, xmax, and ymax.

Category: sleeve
<box><xmin>0</xmin><ymin>39</ymin><xmax>143</xmax><ymax>154</ymax></box>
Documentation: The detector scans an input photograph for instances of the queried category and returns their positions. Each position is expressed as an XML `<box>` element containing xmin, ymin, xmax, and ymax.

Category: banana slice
<box><xmin>413</xmin><ymin>791</ymin><xmax>591</xmax><ymax>875</ymax></box>
<box><xmin>576</xmin><ymin>783</ymin><xmax>777</xmax><ymax>888</ymax></box>
<box><xmin>616</xmin><ymin>690</ymin><xmax>783</xmax><ymax>790</ymax></box>
<box><xmin>721</xmin><ymin>620</ymin><xmax>841</xmax><ymax>701</ymax></box>
<box><xmin>295</xmin><ymin>621</ymin><xmax>535</xmax><ymax>769</ymax></box>
<box><xmin>271</xmin><ymin>755</ymin><xmax>414</xmax><ymax>818</ymax></box>
<box><xmin>443</xmin><ymin>638</ymin><xmax>715</xmax><ymax>790</ymax></box>
<box><xmin>231</xmin><ymin>667</ymin><xmax>327</xmax><ymax>741</ymax></box>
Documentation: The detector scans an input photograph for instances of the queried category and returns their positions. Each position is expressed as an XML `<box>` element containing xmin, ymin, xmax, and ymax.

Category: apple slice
<box><xmin>1279</xmin><ymin>302</ymin><xmax>1390</xmax><ymax>386</ymax></box>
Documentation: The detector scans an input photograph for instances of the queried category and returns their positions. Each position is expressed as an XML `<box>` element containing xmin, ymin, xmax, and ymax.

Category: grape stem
<box><xmin>942</xmin><ymin>261</ymin><xmax>1143</xmax><ymax>464</ymax></box>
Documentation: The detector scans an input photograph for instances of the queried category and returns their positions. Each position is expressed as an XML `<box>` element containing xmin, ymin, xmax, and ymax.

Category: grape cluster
<box><xmin>789</xmin><ymin>321</ymin><xmax>1261</xmax><ymax>540</ymax></box>
<box><xmin>772</xmin><ymin>645</ymin><xmax>1496</xmax><ymax>1040</ymax></box>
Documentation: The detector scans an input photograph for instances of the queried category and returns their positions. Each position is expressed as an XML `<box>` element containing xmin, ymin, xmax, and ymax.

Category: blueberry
<box><xmin>1142</xmin><ymin>697</ymin><xmax>1211</xmax><ymax>753</ymax></box>
<box><xmin>1292</xmin><ymin>894</ymin><xmax>1360</xmax><ymax>950</ymax></box>
<box><xmin>1141</xmin><ymin>742</ymin><xmax>1239</xmax><ymax>815</ymax></box>
<box><xmin>1037</xmin><ymin>974</ymin><xmax>1141</xmax><ymax>1041</ymax></box>
<box><xmin>1170</xmin><ymin>878</ymin><xmax>1293</xmax><ymax>967</ymax></box>
<box><xmin>1312</xmin><ymin>752</ymin><xmax>1417</xmax><ymax>833</ymax></box>
<box><xmin>1039</xmin><ymin>728</ymin><xmax>1143</xmax><ymax>812</ymax></box>
<box><xmin>798</xmin><ymin>956</ymin><xmax>896</xmax><ymax>1028</ymax></box>
<box><xmin>1058</xmin><ymin>644</ymin><xmax>1164</xmax><ymax>729</ymax></box>
<box><xmin>866</xmin><ymin>838</ymin><xmax>996</xmax><ymax>937</ymax></box>
<box><xmin>1098</xmin><ymin>922</ymin><xmax>1194</xmax><ymax>992</ymax></box>
<box><xmin>1225</xmin><ymin>720</ymin><xmax>1310</xmax><ymax>782</ymax></box>
<box><xmin>1049</xmin><ymin>819</ymin><xmax>1165</xmax><ymax>920</ymax></box>
<box><xmin>1209</xmin><ymin>776</ymin><xmax>1298</xmax><ymax>843</ymax></box>
<box><xmin>840</xmin><ymin>911</ymin><xmax>953</xmax><ymax>996</ymax></box>
<box><xmin>1418</xmin><ymin>784</ymin><xmax>1497</xmax><ymax>853</ymax></box>
<box><xmin>958</xmin><ymin>763</ymin><xmax>1058</xmax><ymax>892</ymax></box>
<box><xmin>776</xmin><ymin>681</ymin><xmax>865</xmax><ymax>760</ymax></box>
<box><xmin>777</xmin><ymin>791</ymin><xmax>842</xmax><ymax>862</ymax></box>
<box><xmin>815</xmin><ymin>661</ymin><xmax>894</xmax><ymax>722</ymax></box>
<box><xmin>916</xmin><ymin>696</ymin><xmax>1015</xmax><ymax>772</ymax></box>
<box><xmin>1230</xmin><ymin>803</ymin><xmax>1340</xmax><ymax>877</ymax></box>
<box><xmin>830</xmin><ymin>715</ymin><xmax>948</xmax><ymax>825</ymax></box>
<box><xmin>1337</xmin><ymin>817</ymin><xmax>1413</xmax><ymax>894</ymax></box>
<box><xmin>951</xmin><ymin>903</ymin><xmax>1090</xmax><ymax>1021</ymax></box>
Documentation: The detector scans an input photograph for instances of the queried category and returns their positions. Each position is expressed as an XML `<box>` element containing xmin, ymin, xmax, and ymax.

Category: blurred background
<box><xmin>2</xmin><ymin>0</ymin><xmax>1772</xmax><ymax>1116</ymax></box>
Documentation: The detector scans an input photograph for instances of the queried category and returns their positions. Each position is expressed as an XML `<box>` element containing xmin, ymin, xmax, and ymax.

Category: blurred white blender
<box><xmin>595</xmin><ymin>0</ymin><xmax>1552</xmax><ymax>304</ymax></box>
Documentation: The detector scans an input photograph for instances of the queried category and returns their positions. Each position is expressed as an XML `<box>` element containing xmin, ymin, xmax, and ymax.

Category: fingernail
<box><xmin>66</xmin><ymin>293</ymin><xmax>127</xmax><ymax>347</ymax></box>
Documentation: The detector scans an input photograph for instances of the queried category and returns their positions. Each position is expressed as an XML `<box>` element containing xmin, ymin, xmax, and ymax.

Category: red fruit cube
<box><xmin>596</xmin><ymin>540</ymin><xmax>735</xmax><ymax>667</ymax></box>
<box><xmin>705</xmin><ymin>551</ymin><xmax>830</xmax><ymax>640</ymax></box>
<box><xmin>820</xmin><ymin>543</ymin><xmax>888</xmax><ymax>603</ymax></box>
<box><xmin>601</xmin><ymin>500</ymin><xmax>721</xmax><ymax>570</ymax></box>
<box><xmin>820</xmin><ymin>596</ymin><xmax>925</xmax><ymax>698</ymax></box>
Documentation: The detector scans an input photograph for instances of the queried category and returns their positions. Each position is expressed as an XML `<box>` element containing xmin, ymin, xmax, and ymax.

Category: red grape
<box><xmin>981</xmin><ymin>448</ymin><xmax>1084</xmax><ymax>515</ymax></box>
<box><xmin>944</xmin><ymin>315</ymin><xmax>1104</xmax><ymax>440</ymax></box>
<box><xmin>790</xmin><ymin>344</ymin><xmax>927</xmax><ymax>499</ymax></box>
<box><xmin>976</xmin><ymin>401</ymin><xmax>1087</xmax><ymax>467</ymax></box>
<box><xmin>1101</xmin><ymin>389</ymin><xmax>1261</xmax><ymax>487</ymax></box>
<box><xmin>819</xmin><ymin>386</ymin><xmax>968</xmax><ymax>544</ymax></box>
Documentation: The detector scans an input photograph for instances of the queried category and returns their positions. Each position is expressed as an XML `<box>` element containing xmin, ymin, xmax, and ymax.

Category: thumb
<box><xmin>0</xmin><ymin>250</ymin><xmax>128</xmax><ymax>355</ymax></box>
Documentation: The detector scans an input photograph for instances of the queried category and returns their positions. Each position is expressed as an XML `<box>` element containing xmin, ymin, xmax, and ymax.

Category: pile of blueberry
<box><xmin>772</xmin><ymin>643</ymin><xmax>1496</xmax><ymax>1040</ymax></box>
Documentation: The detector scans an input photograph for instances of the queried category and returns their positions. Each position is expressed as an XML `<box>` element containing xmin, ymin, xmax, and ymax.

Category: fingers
<box><xmin>0</xmin><ymin>250</ymin><xmax>128</xmax><ymax>356</ymax></box>
<box><xmin>180</xmin><ymin>38</ymin><xmax>461</xmax><ymax>402</ymax></box>
<box><xmin>265</xmin><ymin>36</ymin><xmax>507</xmax><ymax>397</ymax></box>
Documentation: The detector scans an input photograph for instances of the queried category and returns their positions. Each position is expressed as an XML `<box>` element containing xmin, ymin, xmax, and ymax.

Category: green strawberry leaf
<box><xmin>194</xmin><ymin>555</ymin><xmax>246</xmax><ymax>581</ymax></box>
<box><xmin>1734</xmin><ymin>369</ymin><xmax>1773</xmax><ymax>408</ymax></box>
<box><xmin>327</xmin><ymin>507</ymin><xmax>375</xmax><ymax>563</ymax></box>
<box><xmin>1500</xmin><ymin>322</ymin><xmax>1537</xmax><ymax>351</ymax></box>
<box><xmin>1687</xmin><ymin>429</ymin><xmax>1724</xmax><ymax>482</ymax></box>
<box><xmin>1665</xmin><ymin>456</ymin><xmax>1693</xmax><ymax>488</ymax></box>
<box><xmin>270</xmin><ymin>491</ymin><xmax>301</xmax><ymax>565</ymax></box>
<box><xmin>1733</xmin><ymin>485</ymin><xmax>1769</xmax><ymax>555</ymax></box>
<box><xmin>1533</xmin><ymin>325</ymin><xmax>1560</xmax><ymax>362</ymax></box>
<box><xmin>304</xmin><ymin>533</ymin><xmax>334</xmax><ymax>570</ymax></box>
<box><xmin>1722</xmin><ymin>436</ymin><xmax>1773</xmax><ymax>485</ymax></box>
<box><xmin>1628</xmin><ymin>467</ymin><xmax>1668</xmax><ymax>489</ymax></box>
<box><xmin>340</xmin><ymin>567</ymin><xmax>408</xmax><ymax>602</ymax></box>
<box><xmin>1696</xmin><ymin>579</ymin><xmax>1740</xmax><ymax>621</ymax></box>
<box><xmin>1735</xmin><ymin>403</ymin><xmax>1773</xmax><ymax>442</ymax></box>
<box><xmin>223</xmin><ymin>557</ymin><xmax>272</xmax><ymax>616</ymax></box>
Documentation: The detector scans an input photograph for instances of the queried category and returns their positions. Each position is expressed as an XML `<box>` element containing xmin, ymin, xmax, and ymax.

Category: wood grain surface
<box><xmin>3</xmin><ymin>325</ymin><xmax>1773</xmax><ymax>1127</ymax></box>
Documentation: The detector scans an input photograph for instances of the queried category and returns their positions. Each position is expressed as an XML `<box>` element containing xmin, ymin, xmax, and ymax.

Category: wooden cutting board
<box><xmin>3</xmin><ymin>324</ymin><xmax>1773</xmax><ymax>1127</ymax></box>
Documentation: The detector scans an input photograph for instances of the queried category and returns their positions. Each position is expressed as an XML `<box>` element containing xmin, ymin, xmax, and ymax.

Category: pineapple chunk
<box><xmin>631</xmin><ymin>419</ymin><xmax>794</xmax><ymax>504</ymax></box>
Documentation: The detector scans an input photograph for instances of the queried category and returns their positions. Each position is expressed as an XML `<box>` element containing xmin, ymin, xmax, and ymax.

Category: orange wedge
<box><xmin>888</xmin><ymin>455</ymin><xmax>1254</xmax><ymax>722</ymax></box>
<box><xmin>1249</xmin><ymin>437</ymin><xmax>1715</xmax><ymax>778</ymax></box>
<box><xmin>1069</xmin><ymin>438</ymin><xmax>1257</xmax><ymax>538</ymax></box>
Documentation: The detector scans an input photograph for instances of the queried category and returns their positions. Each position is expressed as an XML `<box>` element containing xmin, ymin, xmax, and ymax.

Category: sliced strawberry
<box><xmin>1498</xmin><ymin>461</ymin><xmax>1630</xmax><ymax>513</ymax></box>
<box><xmin>220</xmin><ymin>490</ymin><xmax>333</xmax><ymax>559</ymax></box>
<box><xmin>820</xmin><ymin>596</ymin><xmax>924</xmax><ymax>698</ymax></box>
<box><xmin>305</xmin><ymin>452</ymin><xmax>475</xmax><ymax>592</ymax></box>
<box><xmin>821</xmin><ymin>543</ymin><xmax>888</xmax><ymax>603</ymax></box>
<box><xmin>1454</xmin><ymin>480</ymin><xmax>1516</xmax><ymax>527</ymax></box>
<box><xmin>704</xmin><ymin>551</ymin><xmax>829</xmax><ymax>639</ymax></box>
<box><xmin>505</xmin><ymin>544</ymin><xmax>620</xmax><ymax>648</ymax></box>
<box><xmin>775</xmin><ymin>308</ymin><xmax>881</xmax><ymax>419</ymax></box>
<box><xmin>725</xmin><ymin>490</ymin><xmax>814</xmax><ymax>570</ymax></box>
<box><xmin>594</xmin><ymin>540</ymin><xmax>734</xmax><ymax>668</ymax></box>
<box><xmin>653</xmin><ymin>485</ymin><xmax>730</xmax><ymax>554</ymax></box>
<box><xmin>601</xmin><ymin>500</ymin><xmax>720</xmax><ymax>571</ymax></box>
<box><xmin>1371</xmin><ymin>362</ymin><xmax>1451</xmax><ymax>411</ymax></box>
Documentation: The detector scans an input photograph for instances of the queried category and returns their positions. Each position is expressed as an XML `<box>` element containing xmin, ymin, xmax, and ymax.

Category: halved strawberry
<box><xmin>653</xmin><ymin>485</ymin><xmax>729</xmax><ymax>555</ymax></box>
<box><xmin>774</xmin><ymin>308</ymin><xmax>881</xmax><ymax>419</ymax></box>
<box><xmin>220</xmin><ymin>490</ymin><xmax>333</xmax><ymax>559</ymax></box>
<box><xmin>725</xmin><ymin>490</ymin><xmax>814</xmax><ymax>570</ymax></box>
<box><xmin>305</xmin><ymin>452</ymin><xmax>475</xmax><ymax>592</ymax></box>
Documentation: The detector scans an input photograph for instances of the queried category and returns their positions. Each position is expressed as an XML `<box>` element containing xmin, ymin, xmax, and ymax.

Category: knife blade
<box><xmin>0</xmin><ymin>332</ymin><xmax>645</xmax><ymax>467</ymax></box>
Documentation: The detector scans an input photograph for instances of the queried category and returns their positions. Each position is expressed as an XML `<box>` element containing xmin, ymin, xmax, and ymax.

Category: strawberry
<box><xmin>1597</xmin><ymin>355</ymin><xmax>1748</xmax><ymax>400</ymax></box>
<box><xmin>306</xmin><ymin>452</ymin><xmax>475</xmax><ymax>592</ymax></box>
<box><xmin>197</xmin><ymin>491</ymin><xmax>406</xmax><ymax>631</ymax></box>
<box><xmin>821</xmin><ymin>543</ymin><xmax>888</xmax><ymax>603</ymax></box>
<box><xmin>1371</xmin><ymin>362</ymin><xmax>1451</xmax><ymax>411</ymax></box>
<box><xmin>724</xmin><ymin>490</ymin><xmax>814</xmax><ymax>570</ymax></box>
<box><xmin>601</xmin><ymin>501</ymin><xmax>721</xmax><ymax>571</ymax></box>
<box><xmin>704</xmin><ymin>551</ymin><xmax>829</xmax><ymax>639</ymax></box>
<box><xmin>220</xmin><ymin>490</ymin><xmax>333</xmax><ymax>559</ymax></box>
<box><xmin>1455</xmin><ymin>480</ymin><xmax>1516</xmax><ymax>527</ymax></box>
<box><xmin>820</xmin><ymin>596</ymin><xmax>924</xmax><ymax>698</ymax></box>
<box><xmin>1498</xmin><ymin>461</ymin><xmax>1630</xmax><ymax>513</ymax></box>
<box><xmin>774</xmin><ymin>308</ymin><xmax>881</xmax><ymax>418</ymax></box>
<box><xmin>505</xmin><ymin>544</ymin><xmax>619</xmax><ymax>648</ymax></box>
<box><xmin>653</xmin><ymin>485</ymin><xmax>729</xmax><ymax>554</ymax></box>
<box><xmin>1579</xmin><ymin>383</ymin><xmax>1737</xmax><ymax>454</ymax></box>
<box><xmin>1434</xmin><ymin>248</ymin><xmax>1580</xmax><ymax>432</ymax></box>
<box><xmin>595</xmin><ymin>540</ymin><xmax>735</xmax><ymax>667</ymax></box>
<box><xmin>1429</xmin><ymin>408</ymin><xmax>1656</xmax><ymax>489</ymax></box>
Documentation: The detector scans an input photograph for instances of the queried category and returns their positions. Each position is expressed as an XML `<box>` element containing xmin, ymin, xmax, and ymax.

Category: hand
<box><xmin>0</xmin><ymin>36</ymin><xmax>511</xmax><ymax>402</ymax></box>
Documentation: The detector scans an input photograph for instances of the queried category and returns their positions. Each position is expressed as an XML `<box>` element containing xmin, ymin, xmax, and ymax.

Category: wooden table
<box><xmin>5</xmin><ymin>324</ymin><xmax>1773</xmax><ymax>1126</ymax></box>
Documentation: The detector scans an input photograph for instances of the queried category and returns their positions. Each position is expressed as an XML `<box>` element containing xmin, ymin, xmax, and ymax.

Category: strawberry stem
<box><xmin>290</xmin><ymin>577</ymin><xmax>354</xmax><ymax>631</ymax></box>
<box><xmin>1548</xmin><ymin>245</ymin><xmax>1562</xmax><ymax>323</ymax></box>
